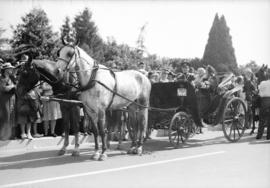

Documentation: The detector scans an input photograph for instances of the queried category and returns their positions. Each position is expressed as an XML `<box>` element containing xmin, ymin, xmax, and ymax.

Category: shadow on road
<box><xmin>0</xmin><ymin>131</ymin><xmax>268</xmax><ymax>171</ymax></box>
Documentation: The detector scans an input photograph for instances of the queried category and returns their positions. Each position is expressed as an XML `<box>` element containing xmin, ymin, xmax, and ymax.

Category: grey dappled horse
<box><xmin>33</xmin><ymin>44</ymin><xmax>151</xmax><ymax>160</ymax></box>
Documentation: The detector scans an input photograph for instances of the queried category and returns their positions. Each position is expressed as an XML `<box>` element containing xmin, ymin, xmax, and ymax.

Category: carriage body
<box><xmin>149</xmin><ymin>80</ymin><xmax>201</xmax><ymax>129</ymax></box>
<box><xmin>149</xmin><ymin>79</ymin><xmax>247</xmax><ymax>147</ymax></box>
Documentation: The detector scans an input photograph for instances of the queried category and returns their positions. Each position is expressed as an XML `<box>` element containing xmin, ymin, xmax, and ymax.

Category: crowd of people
<box><xmin>0</xmin><ymin>54</ymin><xmax>260</xmax><ymax>141</ymax></box>
<box><xmin>0</xmin><ymin>55</ymin><xmax>90</xmax><ymax>140</ymax></box>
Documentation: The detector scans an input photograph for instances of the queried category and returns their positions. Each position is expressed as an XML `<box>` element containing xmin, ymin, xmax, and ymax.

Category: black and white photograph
<box><xmin>0</xmin><ymin>0</ymin><xmax>269</xmax><ymax>187</ymax></box>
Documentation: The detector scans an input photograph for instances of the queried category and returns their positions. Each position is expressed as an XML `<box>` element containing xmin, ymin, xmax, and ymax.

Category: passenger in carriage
<box><xmin>148</xmin><ymin>71</ymin><xmax>159</xmax><ymax>83</ymax></box>
<box><xmin>202</xmin><ymin>65</ymin><xmax>219</xmax><ymax>92</ymax></box>
<box><xmin>177</xmin><ymin>61</ymin><xmax>195</xmax><ymax>83</ymax></box>
<box><xmin>167</xmin><ymin>71</ymin><xmax>176</xmax><ymax>82</ymax></box>
<box><xmin>138</xmin><ymin>61</ymin><xmax>148</xmax><ymax>76</ymax></box>
<box><xmin>243</xmin><ymin>68</ymin><xmax>257</xmax><ymax>102</ymax></box>
<box><xmin>160</xmin><ymin>69</ymin><xmax>169</xmax><ymax>82</ymax></box>
<box><xmin>194</xmin><ymin>67</ymin><xmax>207</xmax><ymax>88</ymax></box>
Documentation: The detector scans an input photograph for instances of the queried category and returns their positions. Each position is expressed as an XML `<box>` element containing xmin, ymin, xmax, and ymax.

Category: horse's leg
<box><xmin>98</xmin><ymin>110</ymin><xmax>108</xmax><ymax>161</ymax></box>
<box><xmin>58</xmin><ymin>106</ymin><xmax>70</xmax><ymax>156</ymax></box>
<box><xmin>250</xmin><ymin>107</ymin><xmax>256</xmax><ymax>135</ymax></box>
<box><xmin>136</xmin><ymin>107</ymin><xmax>148</xmax><ymax>156</ymax></box>
<box><xmin>127</xmin><ymin>107</ymin><xmax>138</xmax><ymax>154</ymax></box>
<box><xmin>71</xmin><ymin>106</ymin><xmax>80</xmax><ymax>157</ymax></box>
<box><xmin>116</xmin><ymin>111</ymin><xmax>123</xmax><ymax>150</ymax></box>
<box><xmin>105</xmin><ymin>111</ymin><xmax>112</xmax><ymax>149</ymax></box>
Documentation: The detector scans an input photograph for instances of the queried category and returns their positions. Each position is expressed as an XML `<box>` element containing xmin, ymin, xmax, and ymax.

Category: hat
<box><xmin>2</xmin><ymin>62</ymin><xmax>15</xmax><ymax>69</ymax></box>
<box><xmin>181</xmin><ymin>60</ymin><xmax>190</xmax><ymax>67</ymax></box>
<box><xmin>21</xmin><ymin>54</ymin><xmax>29</xmax><ymax>62</ymax></box>
<box><xmin>139</xmin><ymin>61</ymin><xmax>144</xmax><ymax>65</ymax></box>
<box><xmin>244</xmin><ymin>68</ymin><xmax>252</xmax><ymax>74</ymax></box>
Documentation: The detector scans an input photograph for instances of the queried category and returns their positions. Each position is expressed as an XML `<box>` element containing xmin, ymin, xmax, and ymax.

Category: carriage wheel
<box><xmin>222</xmin><ymin>97</ymin><xmax>247</xmax><ymax>142</ymax></box>
<box><xmin>169</xmin><ymin>111</ymin><xmax>191</xmax><ymax>148</ymax></box>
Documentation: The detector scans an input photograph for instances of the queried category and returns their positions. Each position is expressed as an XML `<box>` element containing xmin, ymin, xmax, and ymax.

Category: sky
<box><xmin>0</xmin><ymin>0</ymin><xmax>269</xmax><ymax>65</ymax></box>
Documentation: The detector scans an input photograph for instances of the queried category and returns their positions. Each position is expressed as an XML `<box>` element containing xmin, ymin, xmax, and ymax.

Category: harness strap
<box><xmin>78</xmin><ymin>63</ymin><xmax>99</xmax><ymax>92</ymax></box>
<box><xmin>106</xmin><ymin>69</ymin><xmax>117</xmax><ymax>110</ymax></box>
<box><xmin>93</xmin><ymin>79</ymin><xmax>177</xmax><ymax>112</ymax></box>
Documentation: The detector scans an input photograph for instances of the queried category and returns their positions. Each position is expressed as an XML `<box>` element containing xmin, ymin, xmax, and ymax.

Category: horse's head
<box><xmin>16</xmin><ymin>61</ymin><xmax>40</xmax><ymax>96</ymax></box>
<box><xmin>255</xmin><ymin>64</ymin><xmax>269</xmax><ymax>84</ymax></box>
<box><xmin>55</xmin><ymin>39</ymin><xmax>98</xmax><ymax>89</ymax></box>
<box><xmin>55</xmin><ymin>44</ymin><xmax>77</xmax><ymax>81</ymax></box>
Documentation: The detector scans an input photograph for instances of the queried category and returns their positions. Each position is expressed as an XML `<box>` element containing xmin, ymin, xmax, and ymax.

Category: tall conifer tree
<box><xmin>202</xmin><ymin>13</ymin><xmax>238</xmax><ymax>73</ymax></box>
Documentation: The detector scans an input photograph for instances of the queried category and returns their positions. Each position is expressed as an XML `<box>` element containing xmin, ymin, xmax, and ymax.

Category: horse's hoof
<box><xmin>99</xmin><ymin>153</ymin><xmax>107</xmax><ymax>161</ymax></box>
<box><xmin>256</xmin><ymin>136</ymin><xmax>262</xmax><ymax>139</ymax></box>
<box><xmin>133</xmin><ymin>148</ymin><xmax>138</xmax><ymax>154</ymax></box>
<box><xmin>127</xmin><ymin>147</ymin><xmax>136</xmax><ymax>154</ymax></box>
<box><xmin>72</xmin><ymin>150</ymin><xmax>80</xmax><ymax>157</ymax></box>
<box><xmin>58</xmin><ymin>149</ymin><xmax>66</xmax><ymax>156</ymax></box>
<box><xmin>91</xmin><ymin>152</ymin><xmax>100</xmax><ymax>160</ymax></box>
<box><xmin>136</xmin><ymin>147</ymin><xmax>143</xmax><ymax>156</ymax></box>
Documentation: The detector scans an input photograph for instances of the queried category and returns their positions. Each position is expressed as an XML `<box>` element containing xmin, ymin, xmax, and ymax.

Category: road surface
<box><xmin>0</xmin><ymin>129</ymin><xmax>269</xmax><ymax>188</ymax></box>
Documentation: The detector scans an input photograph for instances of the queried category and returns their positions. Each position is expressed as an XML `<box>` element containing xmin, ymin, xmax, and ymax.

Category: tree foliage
<box><xmin>72</xmin><ymin>8</ymin><xmax>104</xmax><ymax>62</ymax></box>
<box><xmin>11</xmin><ymin>8</ymin><xmax>57</xmax><ymax>59</ymax></box>
<box><xmin>202</xmin><ymin>13</ymin><xmax>238</xmax><ymax>73</ymax></box>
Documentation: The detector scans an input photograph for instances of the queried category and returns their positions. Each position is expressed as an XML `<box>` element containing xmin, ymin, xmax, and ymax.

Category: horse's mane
<box><xmin>77</xmin><ymin>46</ymin><xmax>108</xmax><ymax>70</ymax></box>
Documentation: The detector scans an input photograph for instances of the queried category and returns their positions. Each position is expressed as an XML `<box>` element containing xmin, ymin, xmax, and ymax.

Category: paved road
<box><xmin>0</xmin><ymin>129</ymin><xmax>269</xmax><ymax>188</ymax></box>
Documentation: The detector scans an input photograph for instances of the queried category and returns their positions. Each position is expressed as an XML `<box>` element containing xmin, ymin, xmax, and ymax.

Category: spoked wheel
<box><xmin>169</xmin><ymin>111</ymin><xmax>192</xmax><ymax>148</ymax></box>
<box><xmin>222</xmin><ymin>97</ymin><xmax>247</xmax><ymax>142</ymax></box>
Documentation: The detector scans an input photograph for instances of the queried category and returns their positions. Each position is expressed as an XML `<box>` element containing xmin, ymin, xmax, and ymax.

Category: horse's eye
<box><xmin>67</xmin><ymin>51</ymin><xmax>74</xmax><ymax>58</ymax></box>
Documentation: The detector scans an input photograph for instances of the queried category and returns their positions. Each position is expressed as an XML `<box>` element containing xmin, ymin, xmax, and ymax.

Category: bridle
<box><xmin>56</xmin><ymin>45</ymin><xmax>100</xmax><ymax>91</ymax></box>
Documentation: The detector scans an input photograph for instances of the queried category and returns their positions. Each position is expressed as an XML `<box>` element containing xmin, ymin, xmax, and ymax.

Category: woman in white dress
<box><xmin>41</xmin><ymin>82</ymin><xmax>62</xmax><ymax>137</ymax></box>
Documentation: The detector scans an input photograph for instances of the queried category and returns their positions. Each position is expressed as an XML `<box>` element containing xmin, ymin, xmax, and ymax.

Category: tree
<box><xmin>202</xmin><ymin>13</ymin><xmax>238</xmax><ymax>73</ymax></box>
<box><xmin>72</xmin><ymin>8</ymin><xmax>104</xmax><ymax>61</ymax></box>
<box><xmin>0</xmin><ymin>27</ymin><xmax>8</xmax><ymax>49</ymax></box>
<box><xmin>11</xmin><ymin>8</ymin><xmax>57</xmax><ymax>59</ymax></box>
<box><xmin>60</xmin><ymin>16</ymin><xmax>76</xmax><ymax>43</ymax></box>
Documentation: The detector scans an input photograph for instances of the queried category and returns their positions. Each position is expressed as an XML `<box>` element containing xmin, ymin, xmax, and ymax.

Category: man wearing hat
<box><xmin>167</xmin><ymin>71</ymin><xmax>176</xmax><ymax>82</ymax></box>
<box><xmin>0</xmin><ymin>62</ymin><xmax>16</xmax><ymax>140</ymax></box>
<box><xmin>177</xmin><ymin>60</ymin><xmax>195</xmax><ymax>83</ymax></box>
<box><xmin>138</xmin><ymin>61</ymin><xmax>148</xmax><ymax>75</ymax></box>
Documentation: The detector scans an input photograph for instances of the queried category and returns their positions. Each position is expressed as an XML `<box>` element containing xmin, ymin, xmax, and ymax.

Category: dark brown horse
<box><xmin>16</xmin><ymin>60</ymin><xmax>81</xmax><ymax>156</ymax></box>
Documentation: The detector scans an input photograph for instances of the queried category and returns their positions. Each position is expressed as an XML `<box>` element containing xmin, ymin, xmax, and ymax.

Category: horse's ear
<box><xmin>61</xmin><ymin>36</ymin><xmax>67</xmax><ymax>46</ymax></box>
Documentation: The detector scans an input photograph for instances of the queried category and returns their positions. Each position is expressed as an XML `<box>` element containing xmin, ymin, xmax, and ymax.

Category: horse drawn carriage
<box><xmin>149</xmin><ymin>77</ymin><xmax>247</xmax><ymax>148</ymax></box>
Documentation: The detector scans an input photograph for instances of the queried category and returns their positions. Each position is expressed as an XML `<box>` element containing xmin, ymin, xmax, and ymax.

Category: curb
<box><xmin>0</xmin><ymin>130</ymin><xmax>168</xmax><ymax>154</ymax></box>
<box><xmin>0</xmin><ymin>135</ymin><xmax>95</xmax><ymax>154</ymax></box>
